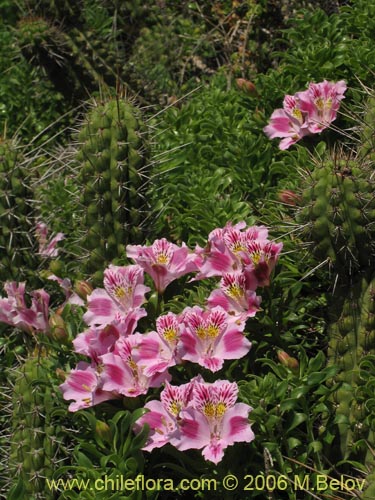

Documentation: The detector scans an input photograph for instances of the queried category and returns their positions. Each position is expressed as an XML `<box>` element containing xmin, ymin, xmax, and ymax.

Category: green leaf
<box><xmin>280</xmin><ymin>398</ymin><xmax>299</xmax><ymax>412</ymax></box>
<box><xmin>286</xmin><ymin>412</ymin><xmax>307</xmax><ymax>432</ymax></box>
<box><xmin>287</xmin><ymin>437</ymin><xmax>302</xmax><ymax>450</ymax></box>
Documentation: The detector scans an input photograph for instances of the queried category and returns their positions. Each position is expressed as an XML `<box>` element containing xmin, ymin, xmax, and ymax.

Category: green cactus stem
<box><xmin>0</xmin><ymin>137</ymin><xmax>37</xmax><ymax>285</ymax></box>
<box><xmin>296</xmin><ymin>149</ymin><xmax>375</xmax><ymax>281</ymax></box>
<box><xmin>327</xmin><ymin>275</ymin><xmax>375</xmax><ymax>462</ymax></box>
<box><xmin>77</xmin><ymin>96</ymin><xmax>150</xmax><ymax>283</ymax></box>
<box><xmin>7</xmin><ymin>349</ymin><xmax>58</xmax><ymax>500</ymax></box>
<box><xmin>295</xmin><ymin>140</ymin><xmax>375</xmax><ymax>465</ymax></box>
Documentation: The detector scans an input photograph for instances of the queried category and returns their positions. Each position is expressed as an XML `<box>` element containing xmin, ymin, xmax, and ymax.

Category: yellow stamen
<box><xmin>315</xmin><ymin>97</ymin><xmax>324</xmax><ymax>110</ymax></box>
<box><xmin>163</xmin><ymin>327</ymin><xmax>178</xmax><ymax>344</ymax></box>
<box><xmin>206</xmin><ymin>325</ymin><xmax>220</xmax><ymax>338</ymax></box>
<box><xmin>169</xmin><ymin>401</ymin><xmax>181</xmax><ymax>416</ymax></box>
<box><xmin>215</xmin><ymin>402</ymin><xmax>227</xmax><ymax>417</ymax></box>
<box><xmin>203</xmin><ymin>402</ymin><xmax>216</xmax><ymax>418</ymax></box>
<box><xmin>292</xmin><ymin>108</ymin><xmax>302</xmax><ymax>121</ymax></box>
<box><xmin>114</xmin><ymin>285</ymin><xmax>131</xmax><ymax>299</ymax></box>
<box><xmin>227</xmin><ymin>284</ymin><xmax>244</xmax><ymax>299</ymax></box>
<box><xmin>156</xmin><ymin>253</ymin><xmax>169</xmax><ymax>265</ymax></box>
<box><xmin>196</xmin><ymin>326</ymin><xmax>207</xmax><ymax>339</ymax></box>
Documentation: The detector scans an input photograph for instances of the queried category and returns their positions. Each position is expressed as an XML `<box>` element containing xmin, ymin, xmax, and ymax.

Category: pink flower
<box><xmin>127</xmin><ymin>239</ymin><xmax>199</xmax><ymax>293</ymax></box>
<box><xmin>207</xmin><ymin>273</ymin><xmax>262</xmax><ymax>320</ymax></box>
<box><xmin>264</xmin><ymin>80</ymin><xmax>347</xmax><ymax>149</ymax></box>
<box><xmin>177</xmin><ymin>380</ymin><xmax>254</xmax><ymax>464</ymax></box>
<box><xmin>263</xmin><ymin>105</ymin><xmax>309</xmax><ymax>150</ymax></box>
<box><xmin>194</xmin><ymin>221</ymin><xmax>281</xmax><ymax>288</ymax></box>
<box><xmin>134</xmin><ymin>380</ymin><xmax>196</xmax><ymax>451</ymax></box>
<box><xmin>59</xmin><ymin>362</ymin><xmax>115</xmax><ymax>412</ymax></box>
<box><xmin>194</xmin><ymin>222</ymin><xmax>269</xmax><ymax>280</ymax></box>
<box><xmin>0</xmin><ymin>282</ymin><xmax>50</xmax><ymax>333</ymax></box>
<box><xmin>242</xmin><ymin>239</ymin><xmax>283</xmax><ymax>287</ymax></box>
<box><xmin>180</xmin><ymin>306</ymin><xmax>251</xmax><ymax>372</ymax></box>
<box><xmin>35</xmin><ymin>222</ymin><xmax>64</xmax><ymax>257</ymax></box>
<box><xmin>83</xmin><ymin>264</ymin><xmax>150</xmax><ymax>327</ymax></box>
<box><xmin>136</xmin><ymin>313</ymin><xmax>182</xmax><ymax>375</ymax></box>
<box><xmin>100</xmin><ymin>335</ymin><xmax>171</xmax><ymax>397</ymax></box>
<box><xmin>73</xmin><ymin>324</ymin><xmax>121</xmax><ymax>364</ymax></box>
<box><xmin>297</xmin><ymin>79</ymin><xmax>347</xmax><ymax>133</ymax></box>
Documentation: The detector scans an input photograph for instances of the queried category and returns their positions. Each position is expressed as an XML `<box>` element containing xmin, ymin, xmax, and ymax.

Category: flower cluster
<box><xmin>264</xmin><ymin>80</ymin><xmax>347</xmax><ymax>149</ymax></box>
<box><xmin>135</xmin><ymin>378</ymin><xmax>254</xmax><ymax>464</ymax></box>
<box><xmin>55</xmin><ymin>222</ymin><xmax>281</xmax><ymax>462</ymax></box>
<box><xmin>0</xmin><ymin>222</ymin><xmax>281</xmax><ymax>462</ymax></box>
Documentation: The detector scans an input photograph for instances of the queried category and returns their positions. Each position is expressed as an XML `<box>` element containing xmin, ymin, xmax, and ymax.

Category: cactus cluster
<box><xmin>77</xmin><ymin>97</ymin><xmax>149</xmax><ymax>283</ymax></box>
<box><xmin>7</xmin><ymin>351</ymin><xmax>59</xmax><ymax>500</ymax></box>
<box><xmin>0</xmin><ymin>137</ymin><xmax>37</xmax><ymax>285</ymax></box>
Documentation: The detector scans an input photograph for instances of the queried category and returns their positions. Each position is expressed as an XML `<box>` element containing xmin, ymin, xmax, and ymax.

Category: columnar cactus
<box><xmin>327</xmin><ymin>276</ymin><xmax>375</xmax><ymax>462</ymax></box>
<box><xmin>15</xmin><ymin>8</ymin><xmax>124</xmax><ymax>104</ymax></box>
<box><xmin>295</xmin><ymin>136</ymin><xmax>375</xmax><ymax>463</ymax></box>
<box><xmin>77</xmin><ymin>97</ymin><xmax>149</xmax><ymax>283</ymax></box>
<box><xmin>0</xmin><ymin>137</ymin><xmax>37</xmax><ymax>285</ymax></box>
<box><xmin>7</xmin><ymin>350</ymin><xmax>58</xmax><ymax>499</ymax></box>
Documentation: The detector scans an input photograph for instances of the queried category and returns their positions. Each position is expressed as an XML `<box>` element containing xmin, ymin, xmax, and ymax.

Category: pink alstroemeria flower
<box><xmin>59</xmin><ymin>362</ymin><xmax>115</xmax><ymax>412</ymax></box>
<box><xmin>0</xmin><ymin>282</ymin><xmax>50</xmax><ymax>333</ymax></box>
<box><xmin>243</xmin><ymin>239</ymin><xmax>283</xmax><ymax>287</ymax></box>
<box><xmin>194</xmin><ymin>221</ymin><xmax>281</xmax><ymax>287</ymax></box>
<box><xmin>194</xmin><ymin>222</ymin><xmax>269</xmax><ymax>280</ymax></box>
<box><xmin>127</xmin><ymin>238</ymin><xmax>199</xmax><ymax>293</ymax></box>
<box><xmin>177</xmin><ymin>380</ymin><xmax>254</xmax><ymax>464</ymax></box>
<box><xmin>73</xmin><ymin>324</ymin><xmax>121</xmax><ymax>364</ymax></box>
<box><xmin>83</xmin><ymin>264</ymin><xmax>150</xmax><ymax>327</ymax></box>
<box><xmin>134</xmin><ymin>380</ymin><xmax>196</xmax><ymax>451</ymax></box>
<box><xmin>35</xmin><ymin>222</ymin><xmax>65</xmax><ymax>258</ymax></box>
<box><xmin>100</xmin><ymin>335</ymin><xmax>171</xmax><ymax>397</ymax></box>
<box><xmin>207</xmin><ymin>273</ymin><xmax>262</xmax><ymax>320</ymax></box>
<box><xmin>263</xmin><ymin>96</ymin><xmax>310</xmax><ymax>150</ymax></box>
<box><xmin>180</xmin><ymin>306</ymin><xmax>250</xmax><ymax>372</ymax></box>
<box><xmin>297</xmin><ymin>79</ymin><xmax>347</xmax><ymax>133</ymax></box>
<box><xmin>136</xmin><ymin>312</ymin><xmax>182</xmax><ymax>375</ymax></box>
<box><xmin>264</xmin><ymin>80</ymin><xmax>347</xmax><ymax>149</ymax></box>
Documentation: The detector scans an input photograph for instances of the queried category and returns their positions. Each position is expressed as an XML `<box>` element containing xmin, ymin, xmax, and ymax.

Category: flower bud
<box><xmin>278</xmin><ymin>189</ymin><xmax>302</xmax><ymax>206</ymax></box>
<box><xmin>55</xmin><ymin>368</ymin><xmax>67</xmax><ymax>381</ymax></box>
<box><xmin>236</xmin><ymin>78</ymin><xmax>258</xmax><ymax>97</ymax></box>
<box><xmin>277</xmin><ymin>350</ymin><xmax>299</xmax><ymax>373</ymax></box>
<box><xmin>95</xmin><ymin>420</ymin><xmax>112</xmax><ymax>443</ymax></box>
<box><xmin>49</xmin><ymin>312</ymin><xmax>68</xmax><ymax>342</ymax></box>
<box><xmin>74</xmin><ymin>280</ymin><xmax>93</xmax><ymax>300</ymax></box>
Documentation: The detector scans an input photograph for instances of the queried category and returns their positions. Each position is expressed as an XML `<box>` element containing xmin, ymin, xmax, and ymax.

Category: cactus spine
<box><xmin>77</xmin><ymin>97</ymin><xmax>149</xmax><ymax>283</ymax></box>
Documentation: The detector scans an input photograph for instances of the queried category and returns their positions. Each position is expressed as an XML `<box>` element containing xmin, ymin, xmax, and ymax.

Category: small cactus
<box><xmin>76</xmin><ymin>96</ymin><xmax>150</xmax><ymax>283</ymax></box>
